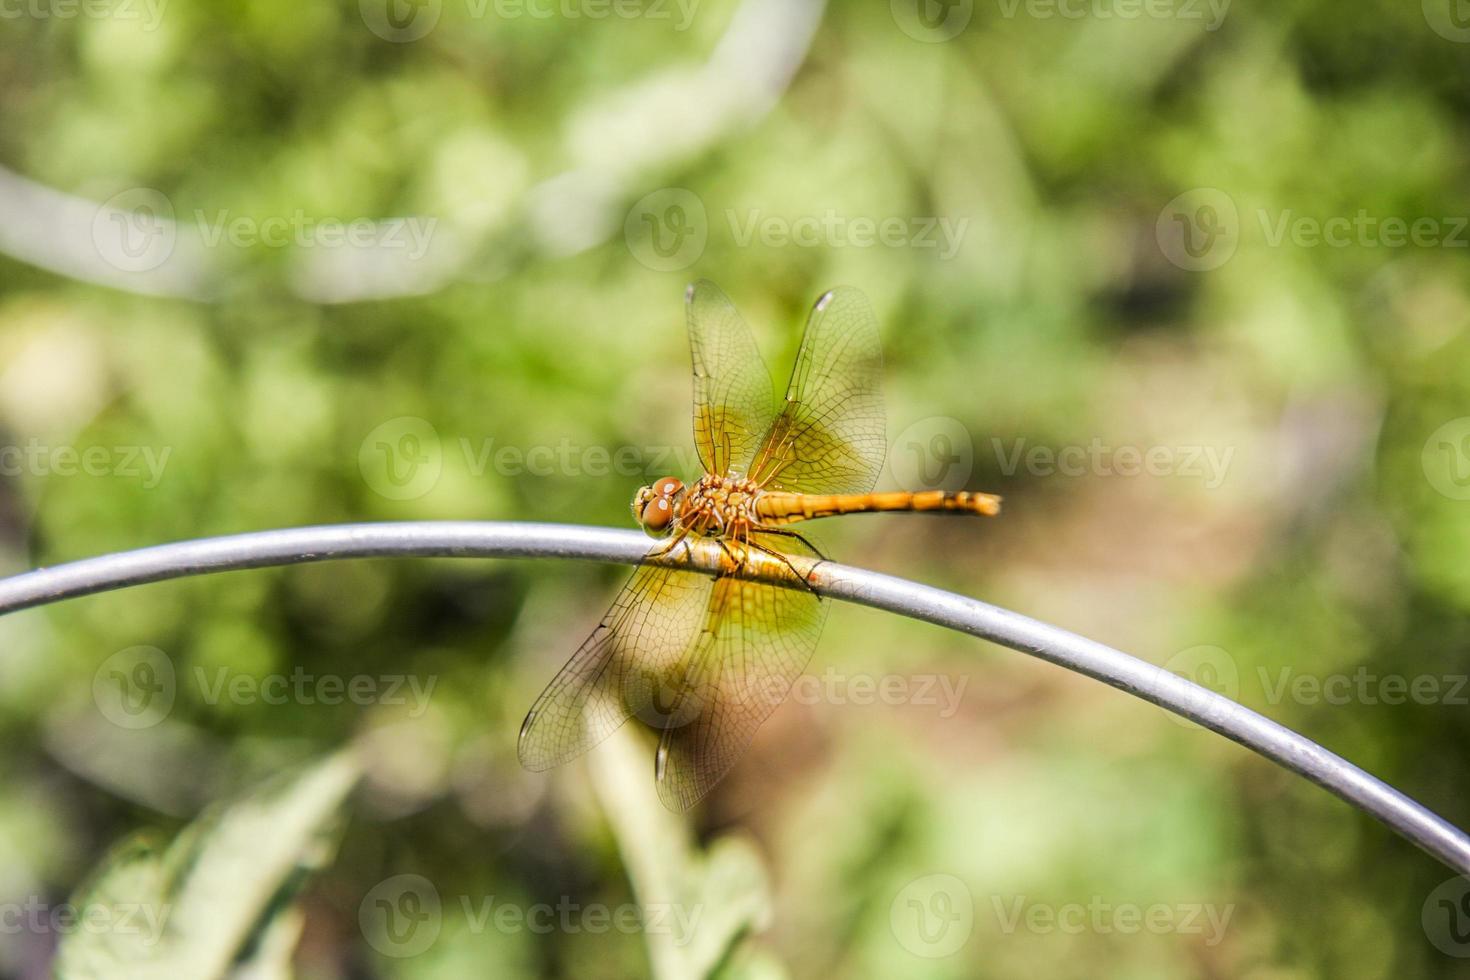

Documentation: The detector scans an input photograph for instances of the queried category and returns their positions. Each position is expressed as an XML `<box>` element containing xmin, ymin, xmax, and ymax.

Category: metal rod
<box><xmin>2</xmin><ymin>521</ymin><xmax>1466</xmax><ymax>875</ymax></box>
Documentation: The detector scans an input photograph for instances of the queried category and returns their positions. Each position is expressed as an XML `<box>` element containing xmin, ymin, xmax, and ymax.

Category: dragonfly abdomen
<box><xmin>754</xmin><ymin>489</ymin><xmax>1001</xmax><ymax>524</ymax></box>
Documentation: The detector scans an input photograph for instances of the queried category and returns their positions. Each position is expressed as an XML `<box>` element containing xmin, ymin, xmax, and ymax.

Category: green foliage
<box><xmin>53</xmin><ymin>752</ymin><xmax>360</xmax><ymax>979</ymax></box>
<box><xmin>2</xmin><ymin>1</ymin><xmax>1470</xmax><ymax>977</ymax></box>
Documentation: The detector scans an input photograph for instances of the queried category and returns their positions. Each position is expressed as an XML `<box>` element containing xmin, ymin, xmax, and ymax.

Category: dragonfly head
<box><xmin>633</xmin><ymin>476</ymin><xmax>685</xmax><ymax>537</ymax></box>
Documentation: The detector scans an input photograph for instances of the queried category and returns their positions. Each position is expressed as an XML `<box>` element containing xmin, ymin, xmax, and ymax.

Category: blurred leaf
<box><xmin>588</xmin><ymin>728</ymin><xmax>777</xmax><ymax>980</ymax></box>
<box><xmin>54</xmin><ymin>751</ymin><xmax>360</xmax><ymax>980</ymax></box>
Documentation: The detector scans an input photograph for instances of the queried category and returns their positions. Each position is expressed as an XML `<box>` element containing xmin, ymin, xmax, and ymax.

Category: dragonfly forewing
<box><xmin>749</xmin><ymin>286</ymin><xmax>886</xmax><ymax>495</ymax></box>
<box><xmin>687</xmin><ymin>280</ymin><xmax>778</xmax><ymax>479</ymax></box>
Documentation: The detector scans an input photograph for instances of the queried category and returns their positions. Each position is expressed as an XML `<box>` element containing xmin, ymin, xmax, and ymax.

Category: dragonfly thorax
<box><xmin>678</xmin><ymin>474</ymin><xmax>763</xmax><ymax>536</ymax></box>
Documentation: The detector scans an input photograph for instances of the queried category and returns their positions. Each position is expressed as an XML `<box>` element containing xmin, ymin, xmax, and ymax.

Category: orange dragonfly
<box><xmin>518</xmin><ymin>281</ymin><xmax>1000</xmax><ymax>810</ymax></box>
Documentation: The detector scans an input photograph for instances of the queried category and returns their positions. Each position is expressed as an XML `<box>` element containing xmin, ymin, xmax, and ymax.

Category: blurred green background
<box><xmin>3</xmin><ymin>0</ymin><xmax>1470</xmax><ymax>976</ymax></box>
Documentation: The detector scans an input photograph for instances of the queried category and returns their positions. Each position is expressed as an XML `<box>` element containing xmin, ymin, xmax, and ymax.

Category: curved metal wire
<box><xmin>1</xmin><ymin>520</ymin><xmax>1466</xmax><ymax>875</ymax></box>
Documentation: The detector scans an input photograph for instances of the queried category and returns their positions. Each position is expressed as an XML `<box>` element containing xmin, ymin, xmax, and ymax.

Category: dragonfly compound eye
<box><xmin>639</xmin><ymin>494</ymin><xmax>676</xmax><ymax>533</ymax></box>
<box><xmin>652</xmin><ymin>476</ymin><xmax>684</xmax><ymax>497</ymax></box>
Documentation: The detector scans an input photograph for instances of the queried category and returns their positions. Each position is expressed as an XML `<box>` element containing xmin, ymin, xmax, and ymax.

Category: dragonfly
<box><xmin>518</xmin><ymin>281</ymin><xmax>1001</xmax><ymax>810</ymax></box>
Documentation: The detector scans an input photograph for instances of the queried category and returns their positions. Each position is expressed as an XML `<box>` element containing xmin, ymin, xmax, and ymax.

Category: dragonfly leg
<box><xmin>741</xmin><ymin>536</ymin><xmax>822</xmax><ymax>595</ymax></box>
<box><xmin>750</xmin><ymin>526</ymin><xmax>830</xmax><ymax>563</ymax></box>
<box><xmin>713</xmin><ymin>534</ymin><xmax>744</xmax><ymax>576</ymax></box>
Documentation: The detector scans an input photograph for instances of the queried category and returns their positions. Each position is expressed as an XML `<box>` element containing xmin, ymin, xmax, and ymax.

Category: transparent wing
<box><xmin>749</xmin><ymin>287</ymin><xmax>885</xmax><ymax>494</ymax></box>
<box><xmin>654</xmin><ymin>534</ymin><xmax>827</xmax><ymax>811</ymax></box>
<box><xmin>518</xmin><ymin>565</ymin><xmax>714</xmax><ymax>772</ymax></box>
<box><xmin>687</xmin><ymin>280</ymin><xmax>777</xmax><ymax>478</ymax></box>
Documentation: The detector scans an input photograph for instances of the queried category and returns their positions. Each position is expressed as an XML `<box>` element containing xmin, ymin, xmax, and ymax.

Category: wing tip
<box><xmin>686</xmin><ymin>279</ymin><xmax>722</xmax><ymax>305</ymax></box>
<box><xmin>516</xmin><ymin>709</ymin><xmax>553</xmax><ymax>772</ymax></box>
<box><xmin>812</xmin><ymin>284</ymin><xmax>873</xmax><ymax>316</ymax></box>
